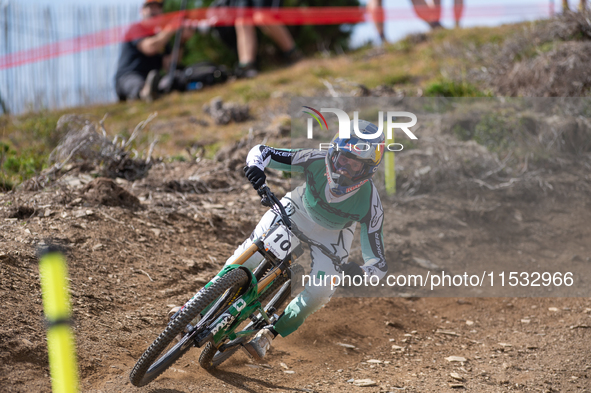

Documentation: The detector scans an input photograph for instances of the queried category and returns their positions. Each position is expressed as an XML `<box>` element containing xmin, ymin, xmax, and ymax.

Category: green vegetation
<box><xmin>168</xmin><ymin>154</ymin><xmax>188</xmax><ymax>162</ymax></box>
<box><xmin>451</xmin><ymin>109</ymin><xmax>519</xmax><ymax>153</ymax></box>
<box><xmin>424</xmin><ymin>79</ymin><xmax>488</xmax><ymax>98</ymax></box>
<box><xmin>164</xmin><ymin>0</ymin><xmax>360</xmax><ymax>69</ymax></box>
<box><xmin>202</xmin><ymin>141</ymin><xmax>223</xmax><ymax>160</ymax></box>
<box><xmin>0</xmin><ymin>112</ymin><xmax>64</xmax><ymax>191</ymax></box>
<box><xmin>515</xmin><ymin>40</ymin><xmax>556</xmax><ymax>62</ymax></box>
<box><xmin>385</xmin><ymin>73</ymin><xmax>413</xmax><ymax>85</ymax></box>
<box><xmin>0</xmin><ymin>142</ymin><xmax>14</xmax><ymax>190</ymax></box>
<box><xmin>1</xmin><ymin>20</ymin><xmax>561</xmax><ymax>190</ymax></box>
<box><xmin>311</xmin><ymin>66</ymin><xmax>334</xmax><ymax>78</ymax></box>
<box><xmin>0</xmin><ymin>143</ymin><xmax>46</xmax><ymax>191</ymax></box>
<box><xmin>472</xmin><ymin>113</ymin><xmax>514</xmax><ymax>153</ymax></box>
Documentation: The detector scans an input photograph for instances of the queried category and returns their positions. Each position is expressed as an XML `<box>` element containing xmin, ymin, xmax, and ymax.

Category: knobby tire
<box><xmin>129</xmin><ymin>268</ymin><xmax>249</xmax><ymax>387</ymax></box>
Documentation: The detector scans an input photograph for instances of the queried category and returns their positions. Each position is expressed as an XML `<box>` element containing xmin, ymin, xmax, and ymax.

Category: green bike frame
<box><xmin>196</xmin><ymin>263</ymin><xmax>280</xmax><ymax>347</ymax></box>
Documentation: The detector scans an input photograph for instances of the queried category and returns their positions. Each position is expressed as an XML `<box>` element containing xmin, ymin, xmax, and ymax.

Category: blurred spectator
<box><xmin>368</xmin><ymin>0</ymin><xmax>386</xmax><ymax>43</ymax></box>
<box><xmin>411</xmin><ymin>0</ymin><xmax>464</xmax><ymax>29</ymax></box>
<box><xmin>233</xmin><ymin>0</ymin><xmax>301</xmax><ymax>78</ymax></box>
<box><xmin>367</xmin><ymin>0</ymin><xmax>464</xmax><ymax>43</ymax></box>
<box><xmin>114</xmin><ymin>0</ymin><xmax>194</xmax><ymax>102</ymax></box>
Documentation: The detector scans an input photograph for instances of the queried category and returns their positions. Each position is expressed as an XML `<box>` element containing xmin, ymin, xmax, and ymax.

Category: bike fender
<box><xmin>207</xmin><ymin>265</ymin><xmax>260</xmax><ymax>343</ymax></box>
<box><xmin>214</xmin><ymin>301</ymin><xmax>261</xmax><ymax>343</ymax></box>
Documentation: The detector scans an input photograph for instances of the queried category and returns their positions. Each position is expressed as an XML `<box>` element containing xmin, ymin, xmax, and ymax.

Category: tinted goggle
<box><xmin>333</xmin><ymin>153</ymin><xmax>366</xmax><ymax>179</ymax></box>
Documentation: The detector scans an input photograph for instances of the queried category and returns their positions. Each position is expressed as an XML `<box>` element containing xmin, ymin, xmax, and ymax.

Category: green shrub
<box><xmin>385</xmin><ymin>73</ymin><xmax>412</xmax><ymax>85</ymax></box>
<box><xmin>473</xmin><ymin>113</ymin><xmax>514</xmax><ymax>152</ymax></box>
<box><xmin>424</xmin><ymin>80</ymin><xmax>488</xmax><ymax>97</ymax></box>
<box><xmin>165</xmin><ymin>0</ymin><xmax>359</xmax><ymax>69</ymax></box>
<box><xmin>0</xmin><ymin>112</ymin><xmax>62</xmax><ymax>188</ymax></box>
<box><xmin>3</xmin><ymin>156</ymin><xmax>21</xmax><ymax>173</ymax></box>
<box><xmin>0</xmin><ymin>177</ymin><xmax>13</xmax><ymax>191</ymax></box>
<box><xmin>169</xmin><ymin>154</ymin><xmax>188</xmax><ymax>162</ymax></box>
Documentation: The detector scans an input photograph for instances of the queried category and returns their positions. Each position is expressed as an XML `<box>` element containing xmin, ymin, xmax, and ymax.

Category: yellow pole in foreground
<box><xmin>385</xmin><ymin>133</ymin><xmax>396</xmax><ymax>196</ymax></box>
<box><xmin>39</xmin><ymin>250</ymin><xmax>79</xmax><ymax>393</ymax></box>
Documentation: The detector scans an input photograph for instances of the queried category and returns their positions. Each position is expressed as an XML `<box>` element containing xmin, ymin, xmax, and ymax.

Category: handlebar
<box><xmin>256</xmin><ymin>184</ymin><xmax>343</xmax><ymax>267</ymax></box>
<box><xmin>257</xmin><ymin>184</ymin><xmax>292</xmax><ymax>230</ymax></box>
<box><xmin>244</xmin><ymin>165</ymin><xmax>343</xmax><ymax>267</ymax></box>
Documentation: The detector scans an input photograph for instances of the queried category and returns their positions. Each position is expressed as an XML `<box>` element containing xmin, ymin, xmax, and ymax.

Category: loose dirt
<box><xmin>1</xmin><ymin>131</ymin><xmax>591</xmax><ymax>393</ymax></box>
<box><xmin>81</xmin><ymin>178</ymin><xmax>141</xmax><ymax>210</ymax></box>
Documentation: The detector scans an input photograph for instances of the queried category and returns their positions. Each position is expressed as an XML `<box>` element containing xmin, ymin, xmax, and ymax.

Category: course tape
<box><xmin>0</xmin><ymin>4</ymin><xmax>548</xmax><ymax>70</ymax></box>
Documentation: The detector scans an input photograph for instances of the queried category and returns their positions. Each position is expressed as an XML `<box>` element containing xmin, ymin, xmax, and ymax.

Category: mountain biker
<box><xmin>233</xmin><ymin>119</ymin><xmax>388</xmax><ymax>360</ymax></box>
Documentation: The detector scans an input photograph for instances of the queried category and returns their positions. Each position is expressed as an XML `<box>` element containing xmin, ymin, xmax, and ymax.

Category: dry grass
<box><xmin>438</xmin><ymin>9</ymin><xmax>591</xmax><ymax>96</ymax></box>
<box><xmin>2</xmin><ymin>15</ymin><xmax>589</xmax><ymax>189</ymax></box>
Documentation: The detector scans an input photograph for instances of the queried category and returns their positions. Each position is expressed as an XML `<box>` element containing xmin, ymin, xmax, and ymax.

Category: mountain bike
<box><xmin>129</xmin><ymin>184</ymin><xmax>323</xmax><ymax>387</ymax></box>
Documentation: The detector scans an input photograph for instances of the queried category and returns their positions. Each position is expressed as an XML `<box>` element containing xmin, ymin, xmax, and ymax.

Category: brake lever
<box><xmin>260</xmin><ymin>194</ymin><xmax>273</xmax><ymax>207</ymax></box>
<box><xmin>257</xmin><ymin>185</ymin><xmax>273</xmax><ymax>207</ymax></box>
<box><xmin>256</xmin><ymin>184</ymin><xmax>292</xmax><ymax>229</ymax></box>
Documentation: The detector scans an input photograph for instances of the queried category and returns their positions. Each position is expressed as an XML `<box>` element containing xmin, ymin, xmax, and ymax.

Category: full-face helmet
<box><xmin>325</xmin><ymin>119</ymin><xmax>385</xmax><ymax>196</ymax></box>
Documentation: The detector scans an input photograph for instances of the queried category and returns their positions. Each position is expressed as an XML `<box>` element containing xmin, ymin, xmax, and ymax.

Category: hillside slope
<box><xmin>2</xmin><ymin>10</ymin><xmax>590</xmax><ymax>190</ymax></box>
<box><xmin>1</xmin><ymin>12</ymin><xmax>591</xmax><ymax>393</ymax></box>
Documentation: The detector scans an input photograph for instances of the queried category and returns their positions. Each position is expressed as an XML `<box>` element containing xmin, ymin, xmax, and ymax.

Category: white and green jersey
<box><xmin>246</xmin><ymin>145</ymin><xmax>387</xmax><ymax>279</ymax></box>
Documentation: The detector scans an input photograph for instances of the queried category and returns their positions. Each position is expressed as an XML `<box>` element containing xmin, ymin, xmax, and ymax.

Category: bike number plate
<box><xmin>262</xmin><ymin>224</ymin><xmax>300</xmax><ymax>261</ymax></box>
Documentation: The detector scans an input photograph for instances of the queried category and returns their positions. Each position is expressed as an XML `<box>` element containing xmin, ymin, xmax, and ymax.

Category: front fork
<box><xmin>169</xmin><ymin>242</ymin><xmax>261</xmax><ymax>322</ymax></box>
<box><xmin>168</xmin><ymin>263</ymin><xmax>257</xmax><ymax>326</ymax></box>
<box><xmin>171</xmin><ymin>238</ymin><xmax>298</xmax><ymax>350</ymax></box>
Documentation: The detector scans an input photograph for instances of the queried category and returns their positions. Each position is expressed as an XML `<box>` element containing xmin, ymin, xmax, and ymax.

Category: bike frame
<box><xmin>176</xmin><ymin>186</ymin><xmax>302</xmax><ymax>351</ymax></box>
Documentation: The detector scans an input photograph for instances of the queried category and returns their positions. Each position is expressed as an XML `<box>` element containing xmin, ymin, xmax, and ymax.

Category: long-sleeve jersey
<box><xmin>246</xmin><ymin>144</ymin><xmax>387</xmax><ymax>280</ymax></box>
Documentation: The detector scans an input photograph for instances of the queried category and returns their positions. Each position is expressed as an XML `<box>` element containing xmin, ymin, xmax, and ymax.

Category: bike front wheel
<box><xmin>129</xmin><ymin>268</ymin><xmax>249</xmax><ymax>387</ymax></box>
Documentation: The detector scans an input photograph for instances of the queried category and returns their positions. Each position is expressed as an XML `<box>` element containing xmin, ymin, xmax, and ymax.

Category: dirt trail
<box><xmin>2</xmin><ymin>132</ymin><xmax>591</xmax><ymax>392</ymax></box>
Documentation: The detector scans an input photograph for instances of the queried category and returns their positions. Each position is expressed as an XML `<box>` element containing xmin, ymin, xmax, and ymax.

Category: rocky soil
<box><xmin>1</xmin><ymin>111</ymin><xmax>591</xmax><ymax>393</ymax></box>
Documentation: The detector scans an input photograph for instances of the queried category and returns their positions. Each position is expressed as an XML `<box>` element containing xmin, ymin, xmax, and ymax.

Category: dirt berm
<box><xmin>1</xmin><ymin>115</ymin><xmax>591</xmax><ymax>392</ymax></box>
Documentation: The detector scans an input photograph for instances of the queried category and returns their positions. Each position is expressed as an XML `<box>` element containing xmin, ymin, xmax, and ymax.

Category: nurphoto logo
<box><xmin>302</xmin><ymin>106</ymin><xmax>418</xmax><ymax>153</ymax></box>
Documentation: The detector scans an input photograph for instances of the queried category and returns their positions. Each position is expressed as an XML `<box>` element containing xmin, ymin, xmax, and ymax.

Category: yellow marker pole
<box><xmin>385</xmin><ymin>133</ymin><xmax>396</xmax><ymax>196</ymax></box>
<box><xmin>39</xmin><ymin>250</ymin><xmax>79</xmax><ymax>393</ymax></box>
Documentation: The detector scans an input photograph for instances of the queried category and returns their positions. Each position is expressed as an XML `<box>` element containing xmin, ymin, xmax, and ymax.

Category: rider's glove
<box><xmin>244</xmin><ymin>165</ymin><xmax>266</xmax><ymax>189</ymax></box>
<box><xmin>341</xmin><ymin>262</ymin><xmax>365</xmax><ymax>279</ymax></box>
